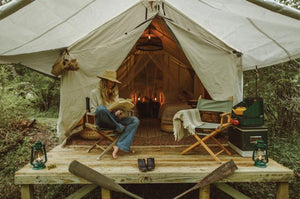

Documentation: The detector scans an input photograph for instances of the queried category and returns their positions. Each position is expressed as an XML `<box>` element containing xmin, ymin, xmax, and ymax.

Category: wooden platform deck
<box><xmin>15</xmin><ymin>145</ymin><xmax>293</xmax><ymax>198</ymax></box>
<box><xmin>15</xmin><ymin>119</ymin><xmax>293</xmax><ymax>199</ymax></box>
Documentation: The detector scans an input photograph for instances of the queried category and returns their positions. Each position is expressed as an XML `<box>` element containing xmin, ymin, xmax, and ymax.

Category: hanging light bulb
<box><xmin>148</xmin><ymin>28</ymin><xmax>151</xmax><ymax>40</ymax></box>
<box><xmin>153</xmin><ymin>92</ymin><xmax>157</xmax><ymax>101</ymax></box>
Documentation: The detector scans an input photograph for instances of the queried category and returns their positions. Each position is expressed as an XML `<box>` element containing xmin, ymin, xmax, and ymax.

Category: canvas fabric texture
<box><xmin>196</xmin><ymin>99</ymin><xmax>233</xmax><ymax>113</ymax></box>
<box><xmin>1</xmin><ymin>0</ymin><xmax>299</xmax><ymax>70</ymax></box>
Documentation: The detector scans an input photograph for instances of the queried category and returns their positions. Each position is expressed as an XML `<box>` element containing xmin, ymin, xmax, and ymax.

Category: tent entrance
<box><xmin>117</xmin><ymin>17</ymin><xmax>209</xmax><ymax>122</ymax></box>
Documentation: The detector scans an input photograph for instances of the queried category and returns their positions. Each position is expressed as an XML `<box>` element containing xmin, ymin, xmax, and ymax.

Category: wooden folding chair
<box><xmin>180</xmin><ymin>97</ymin><xmax>233</xmax><ymax>163</ymax></box>
<box><xmin>84</xmin><ymin>97</ymin><xmax>120</xmax><ymax>160</ymax></box>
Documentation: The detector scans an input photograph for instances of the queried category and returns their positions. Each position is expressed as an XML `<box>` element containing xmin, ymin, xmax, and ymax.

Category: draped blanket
<box><xmin>173</xmin><ymin>109</ymin><xmax>204</xmax><ymax>141</ymax></box>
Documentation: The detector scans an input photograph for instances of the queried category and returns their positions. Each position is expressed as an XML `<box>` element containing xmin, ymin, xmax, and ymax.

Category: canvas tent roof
<box><xmin>0</xmin><ymin>0</ymin><xmax>299</xmax><ymax>71</ymax></box>
<box><xmin>0</xmin><ymin>0</ymin><xmax>299</xmax><ymax>141</ymax></box>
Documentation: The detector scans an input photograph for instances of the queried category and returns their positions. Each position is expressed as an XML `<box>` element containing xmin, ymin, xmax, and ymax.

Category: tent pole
<box><xmin>167</xmin><ymin>55</ymin><xmax>169</xmax><ymax>92</ymax></box>
<box><xmin>0</xmin><ymin>0</ymin><xmax>34</xmax><ymax>20</ymax></box>
<box><xmin>255</xmin><ymin>66</ymin><xmax>258</xmax><ymax>98</ymax></box>
<box><xmin>247</xmin><ymin>0</ymin><xmax>300</xmax><ymax>20</ymax></box>
<box><xmin>178</xmin><ymin>64</ymin><xmax>180</xmax><ymax>86</ymax></box>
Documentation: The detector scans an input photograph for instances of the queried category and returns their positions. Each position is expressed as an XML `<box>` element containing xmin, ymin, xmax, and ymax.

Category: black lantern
<box><xmin>30</xmin><ymin>141</ymin><xmax>47</xmax><ymax>170</ymax></box>
<box><xmin>136</xmin><ymin>25</ymin><xmax>163</xmax><ymax>51</ymax></box>
<box><xmin>252</xmin><ymin>140</ymin><xmax>268</xmax><ymax>168</ymax></box>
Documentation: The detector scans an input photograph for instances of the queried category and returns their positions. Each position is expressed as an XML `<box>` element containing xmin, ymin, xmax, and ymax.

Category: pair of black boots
<box><xmin>138</xmin><ymin>158</ymin><xmax>155</xmax><ymax>172</ymax></box>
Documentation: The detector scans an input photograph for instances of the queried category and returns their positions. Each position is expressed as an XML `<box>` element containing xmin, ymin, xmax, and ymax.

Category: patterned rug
<box><xmin>66</xmin><ymin>118</ymin><xmax>227</xmax><ymax>146</ymax></box>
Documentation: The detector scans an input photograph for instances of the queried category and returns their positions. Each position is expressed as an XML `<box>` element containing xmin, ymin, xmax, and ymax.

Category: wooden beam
<box><xmin>66</xmin><ymin>184</ymin><xmax>98</xmax><ymax>199</ymax></box>
<box><xmin>214</xmin><ymin>183</ymin><xmax>250</xmax><ymax>199</ymax></box>
<box><xmin>199</xmin><ymin>184</ymin><xmax>210</xmax><ymax>199</ymax></box>
<box><xmin>120</xmin><ymin>56</ymin><xmax>151</xmax><ymax>89</ymax></box>
<box><xmin>134</xmin><ymin>50</ymin><xmax>190</xmax><ymax>69</ymax></box>
<box><xmin>166</xmin><ymin>52</ymin><xmax>191</xmax><ymax>70</ymax></box>
<box><xmin>21</xmin><ymin>185</ymin><xmax>33</xmax><ymax>199</ymax></box>
<box><xmin>101</xmin><ymin>187</ymin><xmax>111</xmax><ymax>199</ymax></box>
<box><xmin>118</xmin><ymin>54</ymin><xmax>135</xmax><ymax>81</ymax></box>
<box><xmin>134</xmin><ymin>51</ymin><xmax>165</xmax><ymax>55</ymax></box>
<box><xmin>276</xmin><ymin>182</ymin><xmax>289</xmax><ymax>199</ymax></box>
<box><xmin>147</xmin><ymin>54</ymin><xmax>179</xmax><ymax>89</ymax></box>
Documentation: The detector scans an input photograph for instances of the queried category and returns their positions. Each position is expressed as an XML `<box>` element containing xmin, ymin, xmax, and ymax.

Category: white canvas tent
<box><xmin>0</xmin><ymin>0</ymin><xmax>299</xmax><ymax>142</ymax></box>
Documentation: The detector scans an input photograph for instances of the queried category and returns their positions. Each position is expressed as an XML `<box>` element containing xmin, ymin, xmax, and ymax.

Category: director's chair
<box><xmin>84</xmin><ymin>97</ymin><xmax>120</xmax><ymax>160</ymax></box>
<box><xmin>180</xmin><ymin>97</ymin><xmax>233</xmax><ymax>163</ymax></box>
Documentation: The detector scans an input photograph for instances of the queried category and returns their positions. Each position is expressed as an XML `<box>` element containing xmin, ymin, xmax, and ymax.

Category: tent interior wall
<box><xmin>117</xmin><ymin>17</ymin><xmax>207</xmax><ymax>119</ymax></box>
<box><xmin>118</xmin><ymin>53</ymin><xmax>204</xmax><ymax>103</ymax></box>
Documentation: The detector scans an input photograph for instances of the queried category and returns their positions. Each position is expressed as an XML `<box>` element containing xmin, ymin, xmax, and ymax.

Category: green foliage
<box><xmin>269</xmin><ymin>133</ymin><xmax>300</xmax><ymax>199</ymax></box>
<box><xmin>0</xmin><ymin>64</ymin><xmax>59</xmax><ymax>127</ymax></box>
<box><xmin>0</xmin><ymin>66</ymin><xmax>31</xmax><ymax>127</ymax></box>
<box><xmin>0</xmin><ymin>0</ymin><xmax>12</xmax><ymax>6</ymax></box>
<box><xmin>279</xmin><ymin>0</ymin><xmax>300</xmax><ymax>9</ymax></box>
<box><xmin>243</xmin><ymin>60</ymin><xmax>299</xmax><ymax>137</ymax></box>
<box><xmin>242</xmin><ymin>60</ymin><xmax>300</xmax><ymax>199</ymax></box>
<box><xmin>0</xmin><ymin>65</ymin><xmax>60</xmax><ymax>198</ymax></box>
<box><xmin>14</xmin><ymin>65</ymin><xmax>60</xmax><ymax>112</ymax></box>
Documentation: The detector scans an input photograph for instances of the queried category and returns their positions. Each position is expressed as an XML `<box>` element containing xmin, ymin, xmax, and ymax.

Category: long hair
<box><xmin>99</xmin><ymin>79</ymin><xmax>118</xmax><ymax>106</ymax></box>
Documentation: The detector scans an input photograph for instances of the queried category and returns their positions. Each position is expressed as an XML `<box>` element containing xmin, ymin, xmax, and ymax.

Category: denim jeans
<box><xmin>95</xmin><ymin>105</ymin><xmax>140</xmax><ymax>152</ymax></box>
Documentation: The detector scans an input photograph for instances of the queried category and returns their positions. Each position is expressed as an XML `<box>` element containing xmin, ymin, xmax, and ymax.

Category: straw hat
<box><xmin>97</xmin><ymin>70</ymin><xmax>121</xmax><ymax>84</ymax></box>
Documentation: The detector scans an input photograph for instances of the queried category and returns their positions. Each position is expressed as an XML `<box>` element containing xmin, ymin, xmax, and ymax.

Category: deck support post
<box><xmin>21</xmin><ymin>184</ymin><xmax>33</xmax><ymax>199</ymax></box>
<box><xmin>276</xmin><ymin>182</ymin><xmax>289</xmax><ymax>199</ymax></box>
<box><xmin>101</xmin><ymin>187</ymin><xmax>111</xmax><ymax>199</ymax></box>
<box><xmin>199</xmin><ymin>184</ymin><xmax>210</xmax><ymax>199</ymax></box>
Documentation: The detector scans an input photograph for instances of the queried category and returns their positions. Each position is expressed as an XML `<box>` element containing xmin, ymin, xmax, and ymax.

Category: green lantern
<box><xmin>252</xmin><ymin>140</ymin><xmax>268</xmax><ymax>168</ymax></box>
<box><xmin>30</xmin><ymin>141</ymin><xmax>47</xmax><ymax>170</ymax></box>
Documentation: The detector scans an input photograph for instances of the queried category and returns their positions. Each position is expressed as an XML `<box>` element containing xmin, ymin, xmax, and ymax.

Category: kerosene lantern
<box><xmin>252</xmin><ymin>140</ymin><xmax>268</xmax><ymax>168</ymax></box>
<box><xmin>30</xmin><ymin>141</ymin><xmax>47</xmax><ymax>170</ymax></box>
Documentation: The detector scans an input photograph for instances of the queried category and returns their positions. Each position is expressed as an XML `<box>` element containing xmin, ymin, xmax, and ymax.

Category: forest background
<box><xmin>0</xmin><ymin>0</ymin><xmax>299</xmax><ymax>198</ymax></box>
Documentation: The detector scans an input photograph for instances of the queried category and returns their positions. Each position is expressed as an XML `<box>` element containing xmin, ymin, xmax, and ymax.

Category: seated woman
<box><xmin>90</xmin><ymin>70</ymin><xmax>140</xmax><ymax>158</ymax></box>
